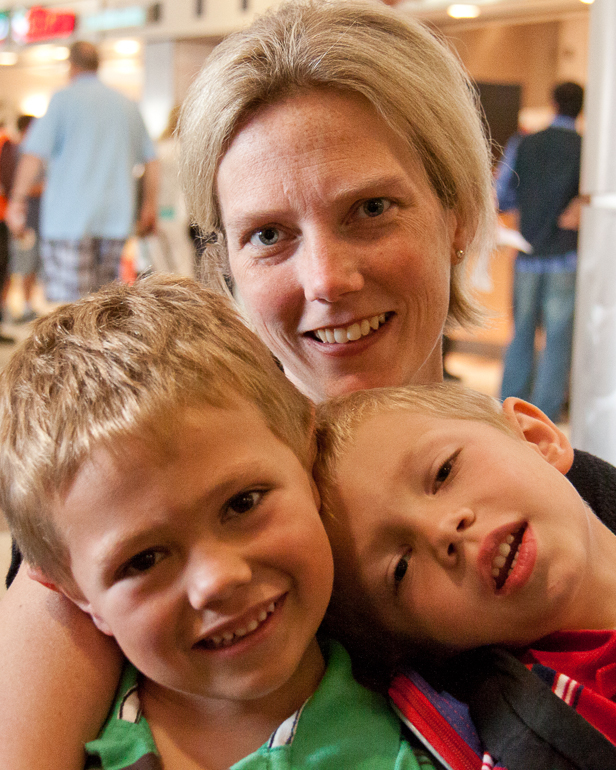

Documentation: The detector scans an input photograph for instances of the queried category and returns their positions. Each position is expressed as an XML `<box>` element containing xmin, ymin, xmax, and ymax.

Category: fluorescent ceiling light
<box><xmin>447</xmin><ymin>4</ymin><xmax>481</xmax><ymax>17</ymax></box>
<box><xmin>0</xmin><ymin>51</ymin><xmax>17</xmax><ymax>65</ymax></box>
<box><xmin>21</xmin><ymin>93</ymin><xmax>49</xmax><ymax>117</ymax></box>
<box><xmin>113</xmin><ymin>39</ymin><xmax>140</xmax><ymax>56</ymax></box>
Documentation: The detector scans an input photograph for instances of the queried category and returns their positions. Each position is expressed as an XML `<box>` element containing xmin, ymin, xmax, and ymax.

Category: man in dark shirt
<box><xmin>500</xmin><ymin>81</ymin><xmax>584</xmax><ymax>423</ymax></box>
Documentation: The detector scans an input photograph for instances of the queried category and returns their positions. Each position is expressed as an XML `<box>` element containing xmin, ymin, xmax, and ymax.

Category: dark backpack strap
<box><xmin>6</xmin><ymin>537</ymin><xmax>22</xmax><ymax>588</ymax></box>
<box><xmin>448</xmin><ymin>647</ymin><xmax>616</xmax><ymax>770</ymax></box>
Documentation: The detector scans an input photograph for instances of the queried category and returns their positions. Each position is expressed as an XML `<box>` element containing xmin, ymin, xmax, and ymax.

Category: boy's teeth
<box><xmin>314</xmin><ymin>314</ymin><xmax>387</xmax><ymax>344</ymax></box>
<box><xmin>203</xmin><ymin>602</ymin><xmax>278</xmax><ymax>650</ymax></box>
<box><xmin>492</xmin><ymin>526</ymin><xmax>526</xmax><ymax>589</ymax></box>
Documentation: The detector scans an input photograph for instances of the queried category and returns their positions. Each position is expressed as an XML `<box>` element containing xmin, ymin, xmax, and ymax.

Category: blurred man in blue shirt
<box><xmin>7</xmin><ymin>42</ymin><xmax>158</xmax><ymax>301</ymax></box>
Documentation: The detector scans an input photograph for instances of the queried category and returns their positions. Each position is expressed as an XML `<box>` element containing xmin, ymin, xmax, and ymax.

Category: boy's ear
<box><xmin>27</xmin><ymin>564</ymin><xmax>114</xmax><ymax>636</ymax></box>
<box><xmin>501</xmin><ymin>397</ymin><xmax>574</xmax><ymax>473</ymax></box>
<box><xmin>27</xmin><ymin>563</ymin><xmax>62</xmax><ymax>593</ymax></box>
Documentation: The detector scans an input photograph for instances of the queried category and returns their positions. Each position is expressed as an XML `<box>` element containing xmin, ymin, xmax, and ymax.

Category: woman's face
<box><xmin>217</xmin><ymin>90</ymin><xmax>462</xmax><ymax>403</ymax></box>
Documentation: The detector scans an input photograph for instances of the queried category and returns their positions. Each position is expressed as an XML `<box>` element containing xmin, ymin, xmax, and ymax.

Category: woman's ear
<box><xmin>501</xmin><ymin>397</ymin><xmax>574</xmax><ymax>473</ymax></box>
<box><xmin>449</xmin><ymin>212</ymin><xmax>468</xmax><ymax>266</ymax></box>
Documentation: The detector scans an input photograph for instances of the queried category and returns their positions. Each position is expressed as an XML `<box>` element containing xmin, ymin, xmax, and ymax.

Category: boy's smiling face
<box><xmin>52</xmin><ymin>400</ymin><xmax>333</xmax><ymax>709</ymax></box>
<box><xmin>324</xmin><ymin>402</ymin><xmax>596</xmax><ymax>653</ymax></box>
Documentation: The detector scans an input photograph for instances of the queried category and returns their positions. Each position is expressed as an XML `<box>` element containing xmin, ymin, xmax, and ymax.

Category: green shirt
<box><xmin>85</xmin><ymin>641</ymin><xmax>434</xmax><ymax>769</ymax></box>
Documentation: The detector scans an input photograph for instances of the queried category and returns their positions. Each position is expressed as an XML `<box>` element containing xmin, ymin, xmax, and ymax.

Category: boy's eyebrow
<box><xmin>390</xmin><ymin>444</ymin><xmax>426</xmax><ymax>486</ymax></box>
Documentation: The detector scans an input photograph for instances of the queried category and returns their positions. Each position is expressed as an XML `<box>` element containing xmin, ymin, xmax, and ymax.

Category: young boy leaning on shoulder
<box><xmin>0</xmin><ymin>275</ymin><xmax>434</xmax><ymax>770</ymax></box>
<box><xmin>315</xmin><ymin>384</ymin><xmax>616</xmax><ymax>770</ymax></box>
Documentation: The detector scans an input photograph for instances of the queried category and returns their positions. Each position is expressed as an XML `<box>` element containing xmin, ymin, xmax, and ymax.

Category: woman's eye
<box><xmin>225</xmin><ymin>490</ymin><xmax>264</xmax><ymax>518</ymax></box>
<box><xmin>394</xmin><ymin>555</ymin><xmax>409</xmax><ymax>585</ymax></box>
<box><xmin>122</xmin><ymin>549</ymin><xmax>165</xmax><ymax>577</ymax></box>
<box><xmin>357</xmin><ymin>198</ymin><xmax>391</xmax><ymax>219</ymax></box>
<box><xmin>249</xmin><ymin>227</ymin><xmax>280</xmax><ymax>247</ymax></box>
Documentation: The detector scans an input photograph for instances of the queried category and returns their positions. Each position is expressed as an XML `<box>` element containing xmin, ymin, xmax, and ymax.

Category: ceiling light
<box><xmin>0</xmin><ymin>51</ymin><xmax>17</xmax><ymax>66</ymax></box>
<box><xmin>20</xmin><ymin>94</ymin><xmax>49</xmax><ymax>117</ymax></box>
<box><xmin>53</xmin><ymin>46</ymin><xmax>69</xmax><ymax>60</ymax></box>
<box><xmin>447</xmin><ymin>4</ymin><xmax>481</xmax><ymax>18</ymax></box>
<box><xmin>113</xmin><ymin>39</ymin><xmax>140</xmax><ymax>56</ymax></box>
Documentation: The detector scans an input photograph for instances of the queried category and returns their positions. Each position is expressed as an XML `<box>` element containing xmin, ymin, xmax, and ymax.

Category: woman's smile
<box><xmin>308</xmin><ymin>312</ymin><xmax>390</xmax><ymax>345</ymax></box>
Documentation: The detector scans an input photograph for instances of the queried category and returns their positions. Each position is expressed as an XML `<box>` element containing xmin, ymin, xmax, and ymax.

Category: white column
<box><xmin>141</xmin><ymin>39</ymin><xmax>175</xmax><ymax>140</ymax></box>
<box><xmin>570</xmin><ymin>0</ymin><xmax>616</xmax><ymax>464</ymax></box>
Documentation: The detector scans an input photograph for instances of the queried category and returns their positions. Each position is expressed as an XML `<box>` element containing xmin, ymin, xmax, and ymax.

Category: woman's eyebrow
<box><xmin>225</xmin><ymin>172</ymin><xmax>415</xmax><ymax>230</ymax></box>
<box><xmin>328</xmin><ymin>173</ymin><xmax>415</xmax><ymax>202</ymax></box>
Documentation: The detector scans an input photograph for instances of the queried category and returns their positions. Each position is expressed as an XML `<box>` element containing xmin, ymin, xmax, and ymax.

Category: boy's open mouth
<box><xmin>492</xmin><ymin>524</ymin><xmax>527</xmax><ymax>590</ymax></box>
<box><xmin>308</xmin><ymin>313</ymin><xmax>391</xmax><ymax>344</ymax></box>
<box><xmin>196</xmin><ymin>598</ymin><xmax>282</xmax><ymax>651</ymax></box>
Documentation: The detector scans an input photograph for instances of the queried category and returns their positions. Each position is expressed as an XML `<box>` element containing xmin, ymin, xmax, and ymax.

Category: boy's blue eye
<box><xmin>394</xmin><ymin>555</ymin><xmax>409</xmax><ymax>584</ymax></box>
<box><xmin>434</xmin><ymin>451</ymin><xmax>459</xmax><ymax>492</ymax></box>
<box><xmin>122</xmin><ymin>549</ymin><xmax>165</xmax><ymax>577</ymax></box>
<box><xmin>225</xmin><ymin>490</ymin><xmax>264</xmax><ymax>518</ymax></box>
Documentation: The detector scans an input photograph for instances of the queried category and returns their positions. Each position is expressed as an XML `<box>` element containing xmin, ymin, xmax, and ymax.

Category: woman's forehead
<box><xmin>216</xmin><ymin>89</ymin><xmax>433</xmax><ymax>219</ymax></box>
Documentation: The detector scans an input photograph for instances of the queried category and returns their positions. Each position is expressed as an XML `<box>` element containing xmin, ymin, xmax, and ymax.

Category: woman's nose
<box><xmin>185</xmin><ymin>545</ymin><xmax>252</xmax><ymax>610</ymax></box>
<box><xmin>300</xmin><ymin>236</ymin><xmax>364</xmax><ymax>302</ymax></box>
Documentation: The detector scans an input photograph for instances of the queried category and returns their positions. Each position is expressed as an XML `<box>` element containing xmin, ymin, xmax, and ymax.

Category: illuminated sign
<box><xmin>11</xmin><ymin>6</ymin><xmax>76</xmax><ymax>44</ymax></box>
<box><xmin>0</xmin><ymin>11</ymin><xmax>9</xmax><ymax>43</ymax></box>
<box><xmin>81</xmin><ymin>6</ymin><xmax>147</xmax><ymax>32</ymax></box>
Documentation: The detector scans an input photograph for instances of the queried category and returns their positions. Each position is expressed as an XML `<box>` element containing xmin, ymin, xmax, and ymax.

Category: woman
<box><xmin>180</xmin><ymin>0</ymin><xmax>494</xmax><ymax>406</ymax></box>
<box><xmin>0</xmin><ymin>1</ymin><xmax>497</xmax><ymax>766</ymax></box>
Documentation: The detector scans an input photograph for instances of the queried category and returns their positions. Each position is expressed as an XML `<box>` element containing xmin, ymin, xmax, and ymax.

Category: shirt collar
<box><xmin>551</xmin><ymin>115</ymin><xmax>577</xmax><ymax>130</ymax></box>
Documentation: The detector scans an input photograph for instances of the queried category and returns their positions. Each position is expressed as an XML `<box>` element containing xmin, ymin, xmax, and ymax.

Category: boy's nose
<box><xmin>185</xmin><ymin>544</ymin><xmax>252</xmax><ymax>610</ymax></box>
<box><xmin>300</xmin><ymin>235</ymin><xmax>364</xmax><ymax>303</ymax></box>
<box><xmin>424</xmin><ymin>509</ymin><xmax>475</xmax><ymax>565</ymax></box>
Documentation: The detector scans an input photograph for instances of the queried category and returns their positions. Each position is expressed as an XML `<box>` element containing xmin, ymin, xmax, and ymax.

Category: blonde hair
<box><xmin>315</xmin><ymin>383</ymin><xmax>516</xmax><ymax>522</ymax></box>
<box><xmin>0</xmin><ymin>274</ymin><xmax>313</xmax><ymax>588</ymax></box>
<box><xmin>180</xmin><ymin>0</ymin><xmax>496</xmax><ymax>328</ymax></box>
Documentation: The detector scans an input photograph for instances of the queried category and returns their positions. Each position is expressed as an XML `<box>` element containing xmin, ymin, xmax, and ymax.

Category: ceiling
<box><xmin>388</xmin><ymin>0</ymin><xmax>591</xmax><ymax>27</ymax></box>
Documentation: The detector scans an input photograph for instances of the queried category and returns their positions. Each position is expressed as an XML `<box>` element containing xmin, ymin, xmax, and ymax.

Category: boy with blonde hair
<box><xmin>315</xmin><ymin>384</ymin><xmax>616</xmax><ymax>770</ymax></box>
<box><xmin>0</xmin><ymin>275</ymin><xmax>433</xmax><ymax>770</ymax></box>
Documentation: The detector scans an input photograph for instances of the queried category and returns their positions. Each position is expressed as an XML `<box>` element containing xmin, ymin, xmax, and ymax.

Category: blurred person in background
<box><xmin>2</xmin><ymin>114</ymin><xmax>43</xmax><ymax>323</ymax></box>
<box><xmin>499</xmin><ymin>82</ymin><xmax>584</xmax><ymax>423</ymax></box>
<box><xmin>7</xmin><ymin>41</ymin><xmax>159</xmax><ymax>301</ymax></box>
<box><xmin>0</xmin><ymin>121</ymin><xmax>15</xmax><ymax>341</ymax></box>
